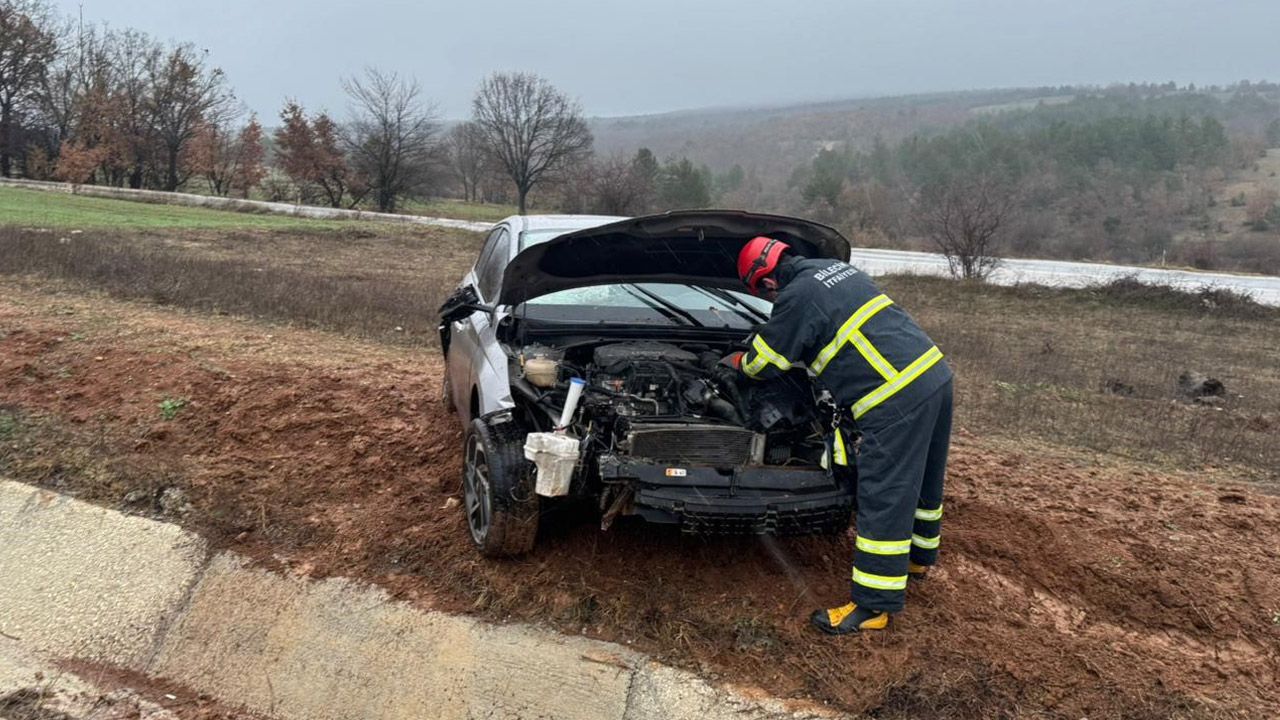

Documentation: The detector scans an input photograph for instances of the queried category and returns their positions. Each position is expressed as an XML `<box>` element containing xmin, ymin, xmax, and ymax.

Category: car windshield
<box><xmin>522</xmin><ymin>283</ymin><xmax>771</xmax><ymax>329</ymax></box>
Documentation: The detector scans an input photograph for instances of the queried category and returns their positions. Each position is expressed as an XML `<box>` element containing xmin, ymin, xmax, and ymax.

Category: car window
<box><xmin>472</xmin><ymin>227</ymin><xmax>503</xmax><ymax>279</ymax></box>
<box><xmin>520</xmin><ymin>229</ymin><xmax>574</xmax><ymax>250</ymax></box>
<box><xmin>476</xmin><ymin>228</ymin><xmax>511</xmax><ymax>302</ymax></box>
<box><xmin>523</xmin><ymin>283</ymin><xmax>771</xmax><ymax>329</ymax></box>
<box><xmin>530</xmin><ymin>283</ymin><xmax>768</xmax><ymax>311</ymax></box>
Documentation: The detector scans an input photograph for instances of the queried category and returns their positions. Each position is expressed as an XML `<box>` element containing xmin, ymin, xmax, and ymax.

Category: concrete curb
<box><xmin>0</xmin><ymin>177</ymin><xmax>493</xmax><ymax>233</ymax></box>
<box><xmin>0</xmin><ymin>481</ymin><xmax>845</xmax><ymax>720</ymax></box>
<box><xmin>0</xmin><ymin>482</ymin><xmax>207</xmax><ymax>667</ymax></box>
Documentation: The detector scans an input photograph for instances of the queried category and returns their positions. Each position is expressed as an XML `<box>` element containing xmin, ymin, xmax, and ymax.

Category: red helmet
<box><xmin>737</xmin><ymin>236</ymin><xmax>790</xmax><ymax>294</ymax></box>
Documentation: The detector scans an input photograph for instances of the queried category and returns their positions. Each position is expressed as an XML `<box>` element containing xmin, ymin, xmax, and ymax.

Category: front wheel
<box><xmin>462</xmin><ymin>414</ymin><xmax>539</xmax><ymax>557</ymax></box>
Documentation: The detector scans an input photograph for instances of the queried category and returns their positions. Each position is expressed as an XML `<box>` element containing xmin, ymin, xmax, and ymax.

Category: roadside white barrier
<box><xmin>7</xmin><ymin>176</ymin><xmax>1277</xmax><ymax>306</ymax></box>
<box><xmin>0</xmin><ymin>177</ymin><xmax>492</xmax><ymax>233</ymax></box>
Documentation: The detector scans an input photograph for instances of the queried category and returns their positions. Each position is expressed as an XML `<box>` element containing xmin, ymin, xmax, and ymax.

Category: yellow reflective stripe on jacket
<box><xmin>852</xmin><ymin>346</ymin><xmax>944</xmax><ymax>419</ymax></box>
<box><xmin>811</xmin><ymin>294</ymin><xmax>893</xmax><ymax>375</ymax></box>
<box><xmin>856</xmin><ymin>536</ymin><xmax>911</xmax><ymax>555</ymax></box>
<box><xmin>911</xmin><ymin>534</ymin><xmax>940</xmax><ymax>550</ymax></box>
<box><xmin>852</xmin><ymin>568</ymin><xmax>908</xmax><ymax>591</ymax></box>
<box><xmin>832</xmin><ymin>428</ymin><xmax>848</xmax><ymax>466</ymax></box>
<box><xmin>914</xmin><ymin>504</ymin><xmax>943</xmax><ymax>522</ymax></box>
<box><xmin>851</xmin><ymin>332</ymin><xmax>897</xmax><ymax>381</ymax></box>
<box><xmin>743</xmin><ymin>334</ymin><xmax>792</xmax><ymax>377</ymax></box>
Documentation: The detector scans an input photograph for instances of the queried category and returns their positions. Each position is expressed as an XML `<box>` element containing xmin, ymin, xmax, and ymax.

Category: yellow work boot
<box><xmin>908</xmin><ymin>561</ymin><xmax>930</xmax><ymax>581</ymax></box>
<box><xmin>809</xmin><ymin>602</ymin><xmax>889</xmax><ymax>635</ymax></box>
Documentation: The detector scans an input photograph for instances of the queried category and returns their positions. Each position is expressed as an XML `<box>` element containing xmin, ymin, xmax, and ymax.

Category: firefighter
<box><xmin>721</xmin><ymin>236</ymin><xmax>953</xmax><ymax>634</ymax></box>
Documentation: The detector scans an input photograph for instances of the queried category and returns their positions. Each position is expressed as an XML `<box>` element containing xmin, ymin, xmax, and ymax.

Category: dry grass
<box><xmin>0</xmin><ymin>226</ymin><xmax>480</xmax><ymax>346</ymax></box>
<box><xmin>1</xmin><ymin>222</ymin><xmax>1276</xmax><ymax>485</ymax></box>
<box><xmin>881</xmin><ymin>275</ymin><xmax>1280</xmax><ymax>484</ymax></box>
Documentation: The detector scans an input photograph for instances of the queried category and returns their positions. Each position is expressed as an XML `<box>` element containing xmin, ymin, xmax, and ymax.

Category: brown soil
<box><xmin>0</xmin><ymin>664</ymin><xmax>260</xmax><ymax>720</ymax></box>
<box><xmin>55</xmin><ymin>659</ymin><xmax>264</xmax><ymax>719</ymax></box>
<box><xmin>2</xmin><ymin>288</ymin><xmax>1278</xmax><ymax>720</ymax></box>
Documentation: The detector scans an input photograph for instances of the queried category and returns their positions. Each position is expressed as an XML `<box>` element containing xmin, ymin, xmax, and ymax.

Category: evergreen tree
<box><xmin>657</xmin><ymin>157</ymin><xmax>711</xmax><ymax>209</ymax></box>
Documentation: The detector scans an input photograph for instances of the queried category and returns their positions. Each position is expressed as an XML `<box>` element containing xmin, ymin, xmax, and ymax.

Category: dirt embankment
<box><xmin>2</xmin><ymin>294</ymin><xmax>1278</xmax><ymax>719</ymax></box>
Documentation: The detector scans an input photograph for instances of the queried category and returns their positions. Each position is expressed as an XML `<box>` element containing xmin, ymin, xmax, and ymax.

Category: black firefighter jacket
<box><xmin>739</xmin><ymin>255</ymin><xmax>952</xmax><ymax>431</ymax></box>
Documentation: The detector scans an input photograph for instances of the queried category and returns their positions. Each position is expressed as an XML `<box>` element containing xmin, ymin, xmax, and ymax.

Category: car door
<box><xmin>447</xmin><ymin>225</ymin><xmax>511</xmax><ymax>420</ymax></box>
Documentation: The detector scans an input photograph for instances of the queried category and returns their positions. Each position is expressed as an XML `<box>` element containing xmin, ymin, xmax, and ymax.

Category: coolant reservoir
<box><xmin>524</xmin><ymin>356</ymin><xmax>559</xmax><ymax>388</ymax></box>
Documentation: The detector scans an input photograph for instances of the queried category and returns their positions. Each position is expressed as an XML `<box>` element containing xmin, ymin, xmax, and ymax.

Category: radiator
<box><xmin>624</xmin><ymin>423</ymin><xmax>760</xmax><ymax>467</ymax></box>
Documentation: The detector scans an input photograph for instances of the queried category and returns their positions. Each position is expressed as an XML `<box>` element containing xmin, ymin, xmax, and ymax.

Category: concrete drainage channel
<box><xmin>0</xmin><ymin>481</ymin><xmax>843</xmax><ymax>720</ymax></box>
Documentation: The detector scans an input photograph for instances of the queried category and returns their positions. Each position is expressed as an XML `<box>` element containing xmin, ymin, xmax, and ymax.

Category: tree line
<box><xmin>1</xmin><ymin>0</ymin><xmax>720</xmax><ymax>216</ymax></box>
<box><xmin>786</xmin><ymin>91</ymin><xmax>1280</xmax><ymax>275</ymax></box>
<box><xmin>5</xmin><ymin>0</ymin><xmax>1277</xmax><ymax>272</ymax></box>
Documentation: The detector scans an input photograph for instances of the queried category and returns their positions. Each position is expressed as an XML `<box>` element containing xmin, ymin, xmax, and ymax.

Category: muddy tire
<box><xmin>462</xmin><ymin>414</ymin><xmax>539</xmax><ymax>557</ymax></box>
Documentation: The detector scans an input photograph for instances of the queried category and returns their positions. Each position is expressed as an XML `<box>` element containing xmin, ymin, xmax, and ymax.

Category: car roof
<box><xmin>503</xmin><ymin>214</ymin><xmax>629</xmax><ymax>234</ymax></box>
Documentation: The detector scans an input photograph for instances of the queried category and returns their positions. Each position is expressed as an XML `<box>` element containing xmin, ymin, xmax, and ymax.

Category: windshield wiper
<box><xmin>623</xmin><ymin>284</ymin><xmax>704</xmax><ymax>327</ymax></box>
<box><xmin>695</xmin><ymin>286</ymin><xmax>770</xmax><ymax>323</ymax></box>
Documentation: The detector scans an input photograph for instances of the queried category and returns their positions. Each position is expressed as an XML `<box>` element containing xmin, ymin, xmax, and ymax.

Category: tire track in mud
<box><xmin>951</xmin><ymin>555</ymin><xmax>1271</xmax><ymax>672</ymax></box>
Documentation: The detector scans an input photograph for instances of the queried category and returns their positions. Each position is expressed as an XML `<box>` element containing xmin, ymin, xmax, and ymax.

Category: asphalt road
<box><xmin>849</xmin><ymin>248</ymin><xmax>1280</xmax><ymax>307</ymax></box>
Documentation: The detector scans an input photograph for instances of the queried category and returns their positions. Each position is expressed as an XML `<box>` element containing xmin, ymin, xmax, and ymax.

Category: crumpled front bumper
<box><xmin>599</xmin><ymin>455</ymin><xmax>854</xmax><ymax>535</ymax></box>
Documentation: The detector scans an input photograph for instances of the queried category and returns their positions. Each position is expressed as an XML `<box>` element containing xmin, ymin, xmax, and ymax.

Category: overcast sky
<box><xmin>54</xmin><ymin>0</ymin><xmax>1280</xmax><ymax>121</ymax></box>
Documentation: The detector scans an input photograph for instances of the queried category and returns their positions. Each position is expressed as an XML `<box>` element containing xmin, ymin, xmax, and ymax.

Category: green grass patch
<box><xmin>0</xmin><ymin>187</ymin><xmax>356</xmax><ymax>231</ymax></box>
<box><xmin>159</xmin><ymin>397</ymin><xmax>189</xmax><ymax>421</ymax></box>
<box><xmin>0</xmin><ymin>410</ymin><xmax>18</xmax><ymax>439</ymax></box>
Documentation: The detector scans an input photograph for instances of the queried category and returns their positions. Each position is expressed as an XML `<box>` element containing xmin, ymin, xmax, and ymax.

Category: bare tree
<box><xmin>591</xmin><ymin>154</ymin><xmax>648</xmax><ymax>215</ymax></box>
<box><xmin>0</xmin><ymin>0</ymin><xmax>58</xmax><ymax>176</ymax></box>
<box><xmin>342</xmin><ymin>67</ymin><xmax>440</xmax><ymax>213</ymax></box>
<box><xmin>918</xmin><ymin>174</ymin><xmax>1018</xmax><ymax>280</ymax></box>
<box><xmin>146</xmin><ymin>43</ymin><xmax>232</xmax><ymax>191</ymax></box>
<box><xmin>35</xmin><ymin>16</ymin><xmax>78</xmax><ymax>151</ymax></box>
<box><xmin>554</xmin><ymin>155</ymin><xmax>597</xmax><ymax>214</ymax></box>
<box><xmin>471</xmin><ymin>72</ymin><xmax>592</xmax><ymax>214</ymax></box>
<box><xmin>78</xmin><ymin>28</ymin><xmax>165</xmax><ymax>189</ymax></box>
<box><xmin>445</xmin><ymin>120</ymin><xmax>486</xmax><ymax>202</ymax></box>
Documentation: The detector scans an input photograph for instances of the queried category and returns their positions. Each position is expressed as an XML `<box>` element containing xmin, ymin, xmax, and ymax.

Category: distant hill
<box><xmin>587</xmin><ymin>87</ymin><xmax>1075</xmax><ymax>177</ymax></box>
<box><xmin>587</xmin><ymin>83</ymin><xmax>1279</xmax><ymax>181</ymax></box>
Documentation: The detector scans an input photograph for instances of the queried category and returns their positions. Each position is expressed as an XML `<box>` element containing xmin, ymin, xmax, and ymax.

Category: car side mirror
<box><xmin>439</xmin><ymin>285</ymin><xmax>495</xmax><ymax>324</ymax></box>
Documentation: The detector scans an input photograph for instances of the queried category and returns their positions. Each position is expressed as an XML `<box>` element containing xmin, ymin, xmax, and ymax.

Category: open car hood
<box><xmin>498</xmin><ymin>210</ymin><xmax>852</xmax><ymax>306</ymax></box>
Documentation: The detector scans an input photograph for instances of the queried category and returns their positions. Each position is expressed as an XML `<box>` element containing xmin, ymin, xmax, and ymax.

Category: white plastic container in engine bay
<box><xmin>523</xmin><ymin>377</ymin><xmax>586</xmax><ymax>496</ymax></box>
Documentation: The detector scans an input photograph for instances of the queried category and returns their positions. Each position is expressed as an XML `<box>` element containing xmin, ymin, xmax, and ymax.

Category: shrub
<box><xmin>1091</xmin><ymin>275</ymin><xmax>1269</xmax><ymax>318</ymax></box>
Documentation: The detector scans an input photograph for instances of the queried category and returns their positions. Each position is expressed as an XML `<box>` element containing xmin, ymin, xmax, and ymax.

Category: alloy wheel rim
<box><xmin>463</xmin><ymin>433</ymin><xmax>491</xmax><ymax>545</ymax></box>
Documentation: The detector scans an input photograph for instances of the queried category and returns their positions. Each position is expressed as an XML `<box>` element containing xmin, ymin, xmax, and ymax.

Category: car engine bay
<box><xmin>514</xmin><ymin>340</ymin><xmax>831</xmax><ymax>472</ymax></box>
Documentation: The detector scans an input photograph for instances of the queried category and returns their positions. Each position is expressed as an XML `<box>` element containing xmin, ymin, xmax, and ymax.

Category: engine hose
<box><xmin>511</xmin><ymin>377</ymin><xmax>562</xmax><ymax>426</ymax></box>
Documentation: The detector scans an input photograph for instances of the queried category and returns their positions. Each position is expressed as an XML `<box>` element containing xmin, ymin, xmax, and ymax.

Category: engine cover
<box><xmin>592</xmin><ymin>342</ymin><xmax>697</xmax><ymax>370</ymax></box>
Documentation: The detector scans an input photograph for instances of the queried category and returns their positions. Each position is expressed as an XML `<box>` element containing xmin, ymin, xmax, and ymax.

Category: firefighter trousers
<box><xmin>849</xmin><ymin>379</ymin><xmax>952</xmax><ymax>613</ymax></box>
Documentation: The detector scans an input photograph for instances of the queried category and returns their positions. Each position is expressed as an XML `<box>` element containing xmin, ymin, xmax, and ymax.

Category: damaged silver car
<box><xmin>439</xmin><ymin>211</ymin><xmax>856</xmax><ymax>556</ymax></box>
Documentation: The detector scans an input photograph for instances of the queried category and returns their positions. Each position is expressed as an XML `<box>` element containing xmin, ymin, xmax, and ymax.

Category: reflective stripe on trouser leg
<box><xmin>911</xmin><ymin>504</ymin><xmax>941</xmax><ymax>565</ymax></box>
<box><xmin>853</xmin><ymin>535</ymin><xmax>910</xmax><ymax>606</ymax></box>
<box><xmin>911</xmin><ymin>380</ymin><xmax>952</xmax><ymax>567</ymax></box>
<box><xmin>851</xmin><ymin>380</ymin><xmax>952</xmax><ymax>612</ymax></box>
<box><xmin>852</xmin><ymin>547</ymin><xmax>909</xmax><ymax>611</ymax></box>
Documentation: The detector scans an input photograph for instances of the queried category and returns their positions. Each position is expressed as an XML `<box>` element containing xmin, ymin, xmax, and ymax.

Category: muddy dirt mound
<box><xmin>2</xmin><ymin>320</ymin><xmax>1278</xmax><ymax>719</ymax></box>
